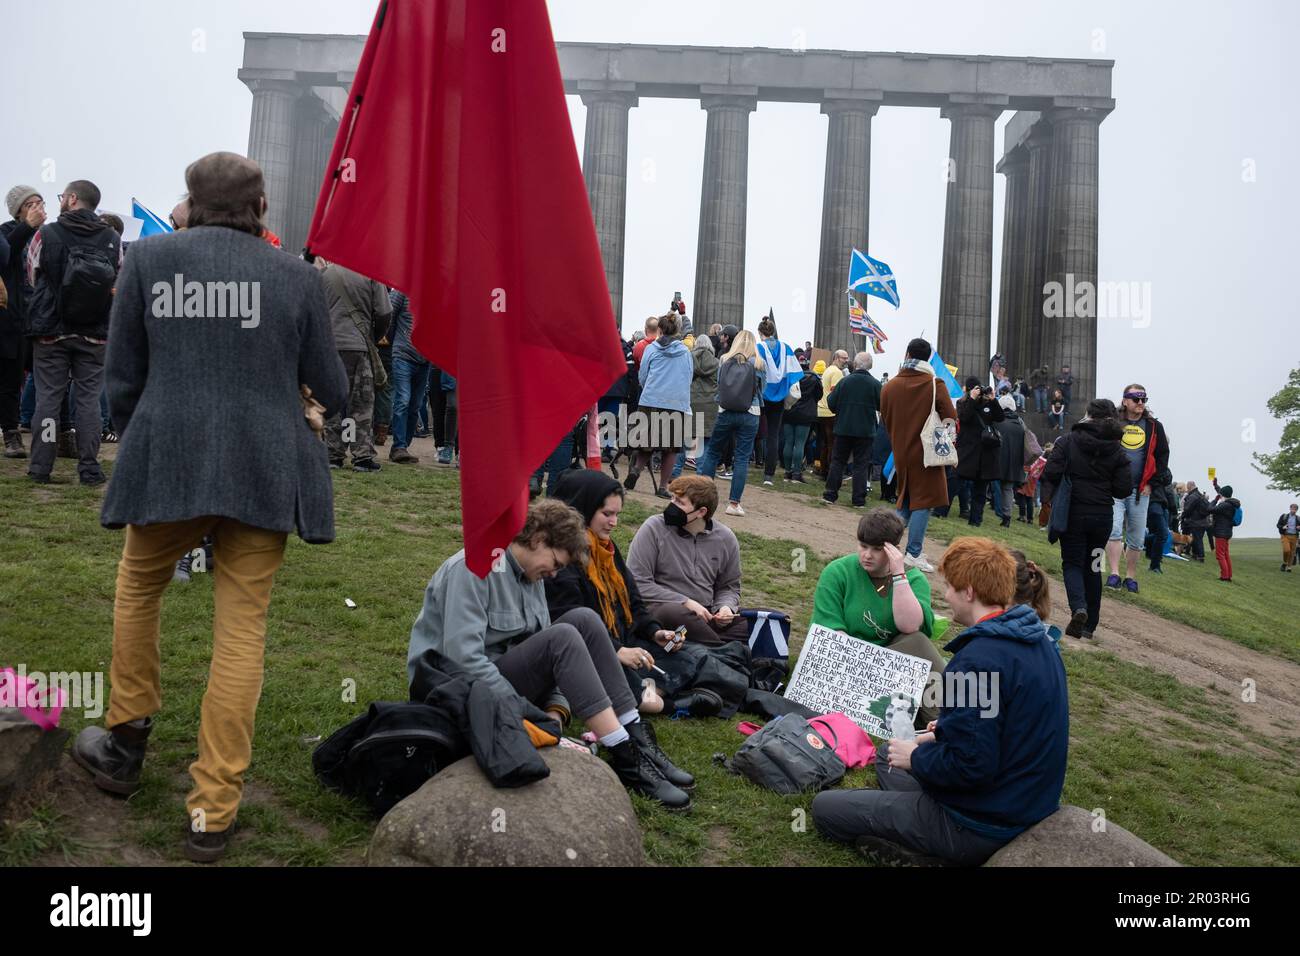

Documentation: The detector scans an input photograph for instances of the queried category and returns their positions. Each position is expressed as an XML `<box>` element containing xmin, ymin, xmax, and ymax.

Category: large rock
<box><xmin>367</xmin><ymin>745</ymin><xmax>644</xmax><ymax>866</ymax></box>
<box><xmin>0</xmin><ymin>710</ymin><xmax>69</xmax><ymax>826</ymax></box>
<box><xmin>984</xmin><ymin>805</ymin><xmax>1181</xmax><ymax>867</ymax></box>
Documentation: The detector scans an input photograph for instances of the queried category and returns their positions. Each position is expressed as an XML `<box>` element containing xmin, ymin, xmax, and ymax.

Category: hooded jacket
<box><xmin>1040</xmin><ymin>417</ymin><xmax>1132</xmax><ymax>516</ymax></box>
<box><xmin>637</xmin><ymin>335</ymin><xmax>692</xmax><ymax>413</ymax></box>
<box><xmin>1209</xmin><ymin>495</ymin><xmax>1241</xmax><ymax>540</ymax></box>
<box><xmin>995</xmin><ymin>410</ymin><xmax>1027</xmax><ymax>485</ymax></box>
<box><xmin>25</xmin><ymin>209</ymin><xmax>121</xmax><ymax>338</ymax></box>
<box><xmin>909</xmin><ymin>603</ymin><xmax>1069</xmax><ymax>839</ymax></box>
<box><xmin>783</xmin><ymin>369</ymin><xmax>825</xmax><ymax>426</ymax></box>
<box><xmin>689</xmin><ymin>334</ymin><xmax>720</xmax><ymax>434</ymax></box>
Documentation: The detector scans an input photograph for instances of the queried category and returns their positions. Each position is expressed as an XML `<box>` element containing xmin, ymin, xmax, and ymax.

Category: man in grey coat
<box><xmin>72</xmin><ymin>152</ymin><xmax>347</xmax><ymax>863</ymax></box>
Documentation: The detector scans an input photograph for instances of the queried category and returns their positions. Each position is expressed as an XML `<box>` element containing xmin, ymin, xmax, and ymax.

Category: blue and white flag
<box><xmin>929</xmin><ymin>352</ymin><xmax>964</xmax><ymax>401</ymax></box>
<box><xmin>131</xmin><ymin>198</ymin><xmax>173</xmax><ymax>238</ymax></box>
<box><xmin>847</xmin><ymin>248</ymin><xmax>900</xmax><ymax>308</ymax></box>
<box><xmin>756</xmin><ymin>336</ymin><xmax>804</xmax><ymax>403</ymax></box>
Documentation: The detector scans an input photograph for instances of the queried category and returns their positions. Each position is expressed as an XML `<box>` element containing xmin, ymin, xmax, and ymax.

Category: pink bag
<box><xmin>738</xmin><ymin>712</ymin><xmax>876</xmax><ymax>769</ymax></box>
<box><xmin>0</xmin><ymin>666</ymin><xmax>66</xmax><ymax>732</ymax></box>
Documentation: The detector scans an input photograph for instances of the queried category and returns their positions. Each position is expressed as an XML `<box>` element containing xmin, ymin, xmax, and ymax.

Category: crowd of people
<box><xmin>4</xmin><ymin>151</ymin><xmax>1294</xmax><ymax>868</ymax></box>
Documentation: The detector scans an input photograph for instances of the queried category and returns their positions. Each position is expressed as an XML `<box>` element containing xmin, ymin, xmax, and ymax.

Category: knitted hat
<box><xmin>6</xmin><ymin>185</ymin><xmax>39</xmax><ymax>219</ymax></box>
<box><xmin>813</xmin><ymin>360</ymin><xmax>826</xmax><ymax>374</ymax></box>
<box><xmin>998</xmin><ymin>394</ymin><xmax>1017</xmax><ymax>412</ymax></box>
<box><xmin>1219</xmin><ymin>485</ymin><xmax>1233</xmax><ymax>498</ymax></box>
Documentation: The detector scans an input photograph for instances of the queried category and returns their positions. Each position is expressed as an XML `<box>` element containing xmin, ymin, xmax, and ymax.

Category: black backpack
<box><xmin>724</xmin><ymin>714</ymin><xmax>845</xmax><ymax>795</ymax></box>
<box><xmin>312</xmin><ymin>701</ymin><xmax>469</xmax><ymax>816</ymax></box>
<box><xmin>52</xmin><ymin>224</ymin><xmax>117</xmax><ymax>327</ymax></box>
<box><xmin>718</xmin><ymin>355</ymin><xmax>757</xmax><ymax>412</ymax></box>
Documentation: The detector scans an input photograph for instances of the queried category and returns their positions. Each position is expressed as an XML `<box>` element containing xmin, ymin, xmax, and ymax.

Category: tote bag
<box><xmin>920</xmin><ymin>377</ymin><xmax>959</xmax><ymax>467</ymax></box>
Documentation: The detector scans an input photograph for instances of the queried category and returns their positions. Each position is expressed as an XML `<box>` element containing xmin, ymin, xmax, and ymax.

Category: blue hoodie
<box><xmin>637</xmin><ymin>336</ymin><xmax>692</xmax><ymax>413</ymax></box>
<box><xmin>909</xmin><ymin>602</ymin><xmax>1069</xmax><ymax>840</ymax></box>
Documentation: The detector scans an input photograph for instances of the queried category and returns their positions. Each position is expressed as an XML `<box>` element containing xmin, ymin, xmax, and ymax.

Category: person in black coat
<box><xmin>993</xmin><ymin>395</ymin><xmax>1029</xmax><ymax>528</ymax></box>
<box><xmin>955</xmin><ymin>377</ymin><xmax>1006</xmax><ymax>526</ymax></box>
<box><xmin>780</xmin><ymin>365</ymin><xmax>823</xmax><ymax>482</ymax></box>
<box><xmin>1207</xmin><ymin>478</ymin><xmax>1242</xmax><ymax>582</ymax></box>
<box><xmin>822</xmin><ymin>353</ymin><xmax>882</xmax><ymax>506</ymax></box>
<box><xmin>1041</xmin><ymin>399</ymin><xmax>1132</xmax><ymax>639</ymax></box>
<box><xmin>1180</xmin><ymin>481</ymin><xmax>1210</xmax><ymax>562</ymax></box>
<box><xmin>546</xmin><ymin>469</ymin><xmax>737</xmax><ymax>717</ymax></box>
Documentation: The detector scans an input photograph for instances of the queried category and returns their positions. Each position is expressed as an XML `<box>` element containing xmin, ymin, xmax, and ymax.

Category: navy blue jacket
<box><xmin>910</xmin><ymin>603</ymin><xmax>1068</xmax><ymax>838</ymax></box>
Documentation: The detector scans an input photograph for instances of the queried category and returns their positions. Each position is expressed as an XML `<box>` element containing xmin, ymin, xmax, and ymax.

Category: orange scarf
<box><xmin>585</xmin><ymin>530</ymin><xmax>633</xmax><ymax>636</ymax></box>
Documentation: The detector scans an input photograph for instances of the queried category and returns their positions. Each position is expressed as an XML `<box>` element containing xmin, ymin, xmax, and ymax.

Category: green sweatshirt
<box><xmin>811</xmin><ymin>554</ymin><xmax>934</xmax><ymax>645</ymax></box>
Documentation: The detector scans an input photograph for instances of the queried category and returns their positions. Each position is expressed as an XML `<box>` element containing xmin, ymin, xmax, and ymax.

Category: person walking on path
<box><xmin>1103</xmin><ymin>384</ymin><xmax>1170</xmax><ymax>595</ymax></box>
<box><xmin>821</xmin><ymin>352</ymin><xmax>880</xmax><ymax>507</ymax></box>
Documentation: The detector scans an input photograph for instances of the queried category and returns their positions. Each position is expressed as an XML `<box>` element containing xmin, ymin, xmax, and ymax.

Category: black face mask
<box><xmin>663</xmin><ymin>503</ymin><xmax>691</xmax><ymax>527</ymax></box>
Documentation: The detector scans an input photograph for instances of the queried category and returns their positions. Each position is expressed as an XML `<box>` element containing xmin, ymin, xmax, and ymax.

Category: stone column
<box><xmin>580</xmin><ymin>87</ymin><xmax>638</xmax><ymax>330</ymax></box>
<box><xmin>693</xmin><ymin>90</ymin><xmax>757</xmax><ymax>333</ymax></box>
<box><xmin>1019</xmin><ymin>122</ymin><xmax>1055</xmax><ymax>379</ymax></box>
<box><xmin>936</xmin><ymin>100</ymin><xmax>1003</xmax><ymax>384</ymax></box>
<box><xmin>244</xmin><ymin>78</ymin><xmax>303</xmax><ymax>241</ymax></box>
<box><xmin>285</xmin><ymin>94</ymin><xmax>334</xmax><ymax>254</ymax></box>
<box><xmin>814</xmin><ymin>96</ymin><xmax>880</xmax><ymax>351</ymax></box>
<box><xmin>1043</xmin><ymin>106</ymin><xmax>1105</xmax><ymax>410</ymax></box>
<box><xmin>995</xmin><ymin>146</ymin><xmax>1029</xmax><ymax>368</ymax></box>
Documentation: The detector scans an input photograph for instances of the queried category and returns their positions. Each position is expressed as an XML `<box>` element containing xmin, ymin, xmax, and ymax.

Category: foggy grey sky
<box><xmin>4</xmin><ymin>0</ymin><xmax>1297</xmax><ymax>534</ymax></box>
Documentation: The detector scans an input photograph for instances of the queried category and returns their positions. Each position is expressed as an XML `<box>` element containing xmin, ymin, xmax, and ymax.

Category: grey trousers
<box><xmin>494</xmin><ymin>608</ymin><xmax>637</xmax><ymax>721</ymax></box>
<box><xmin>886</xmin><ymin>631</ymin><xmax>947</xmax><ymax>728</ymax></box>
<box><xmin>30</xmin><ymin>337</ymin><xmax>104</xmax><ymax>480</ymax></box>
<box><xmin>811</xmin><ymin>740</ymin><xmax>1008</xmax><ymax>865</ymax></box>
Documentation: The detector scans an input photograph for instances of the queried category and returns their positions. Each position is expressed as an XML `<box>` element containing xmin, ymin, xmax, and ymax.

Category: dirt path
<box><xmin>619</xmin><ymin>472</ymin><xmax>1300</xmax><ymax>740</ymax></box>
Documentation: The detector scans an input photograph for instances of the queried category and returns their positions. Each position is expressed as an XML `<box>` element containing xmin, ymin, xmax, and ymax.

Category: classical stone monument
<box><xmin>240</xmin><ymin>35</ymin><xmax>1113</xmax><ymax>407</ymax></box>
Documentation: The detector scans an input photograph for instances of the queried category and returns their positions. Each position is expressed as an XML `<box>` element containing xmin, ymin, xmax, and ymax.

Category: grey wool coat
<box><xmin>100</xmin><ymin>226</ymin><xmax>348</xmax><ymax>542</ymax></box>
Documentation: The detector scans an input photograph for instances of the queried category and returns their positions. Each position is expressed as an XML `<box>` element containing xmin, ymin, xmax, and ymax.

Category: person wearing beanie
<box><xmin>993</xmin><ymin>393</ymin><xmax>1037</xmax><ymax>529</ymax></box>
<box><xmin>1</xmin><ymin>185</ymin><xmax>47</xmax><ymax>458</ymax></box>
<box><xmin>1207</xmin><ymin>478</ymin><xmax>1241</xmax><ymax>581</ymax></box>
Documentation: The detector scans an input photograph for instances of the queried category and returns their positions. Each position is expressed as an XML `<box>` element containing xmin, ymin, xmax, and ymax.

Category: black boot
<box><xmin>606</xmin><ymin>738</ymin><xmax>691</xmax><ymax>810</ymax></box>
<box><xmin>671</xmin><ymin>688</ymin><xmax>723</xmax><ymax>718</ymax></box>
<box><xmin>626</xmin><ymin>721</ymin><xmax>695</xmax><ymax>790</ymax></box>
<box><xmin>1000</xmin><ymin>515</ymin><xmax>1012</xmax><ymax>528</ymax></box>
<box><xmin>72</xmin><ymin>718</ymin><xmax>153</xmax><ymax>795</ymax></box>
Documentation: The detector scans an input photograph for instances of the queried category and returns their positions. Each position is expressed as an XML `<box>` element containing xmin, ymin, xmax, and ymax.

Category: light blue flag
<box><xmin>929</xmin><ymin>352</ymin><xmax>964</xmax><ymax>401</ymax></box>
<box><xmin>131</xmin><ymin>198</ymin><xmax>173</xmax><ymax>238</ymax></box>
<box><xmin>847</xmin><ymin>248</ymin><xmax>899</xmax><ymax>308</ymax></box>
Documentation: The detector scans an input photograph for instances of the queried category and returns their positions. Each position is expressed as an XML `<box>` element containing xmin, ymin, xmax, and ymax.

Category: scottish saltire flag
<box><xmin>756</xmin><ymin>333</ymin><xmax>803</xmax><ymax>403</ymax></box>
<box><xmin>131</xmin><ymin>198</ymin><xmax>173</xmax><ymax>238</ymax></box>
<box><xmin>847</xmin><ymin>248</ymin><xmax>900</xmax><ymax>308</ymax></box>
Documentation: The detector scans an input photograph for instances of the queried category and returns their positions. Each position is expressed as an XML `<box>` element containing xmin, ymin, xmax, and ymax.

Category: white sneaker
<box><xmin>762</xmin><ymin>479</ymin><xmax>774</xmax><ymax>486</ymax></box>
<box><xmin>903</xmin><ymin>553</ymin><xmax>936</xmax><ymax>573</ymax></box>
<box><xmin>725</xmin><ymin>502</ymin><xmax>746</xmax><ymax>517</ymax></box>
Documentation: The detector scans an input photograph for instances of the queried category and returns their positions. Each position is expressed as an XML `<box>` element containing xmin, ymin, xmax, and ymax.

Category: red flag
<box><xmin>306</xmin><ymin>0</ymin><xmax>624</xmax><ymax>576</ymax></box>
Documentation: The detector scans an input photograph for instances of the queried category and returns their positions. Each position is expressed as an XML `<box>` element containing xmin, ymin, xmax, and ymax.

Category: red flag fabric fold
<box><xmin>306</xmin><ymin>0</ymin><xmax>624</xmax><ymax>576</ymax></box>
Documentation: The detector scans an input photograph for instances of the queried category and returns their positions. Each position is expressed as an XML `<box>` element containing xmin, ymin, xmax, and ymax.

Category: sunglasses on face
<box><xmin>1124</xmin><ymin>392</ymin><xmax>1147</xmax><ymax>402</ymax></box>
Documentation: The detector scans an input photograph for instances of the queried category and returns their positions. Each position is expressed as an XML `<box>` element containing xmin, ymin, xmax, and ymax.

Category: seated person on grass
<box><xmin>811</xmin><ymin>507</ymin><xmax>945</xmax><ymax>726</ymax></box>
<box><xmin>545</xmin><ymin>469</ymin><xmax>727</xmax><ymax>718</ymax></box>
<box><xmin>812</xmin><ymin>537</ymin><xmax>1068</xmax><ymax>867</ymax></box>
<box><xmin>406</xmin><ymin>498</ymin><xmax>692</xmax><ymax>809</ymax></box>
<box><xmin>626</xmin><ymin>475</ymin><xmax>750</xmax><ymax>646</ymax></box>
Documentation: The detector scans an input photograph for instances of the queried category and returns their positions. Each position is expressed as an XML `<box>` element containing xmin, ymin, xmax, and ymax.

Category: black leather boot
<box><xmin>72</xmin><ymin>718</ymin><xmax>153</xmax><ymax>795</ymax></box>
<box><xmin>626</xmin><ymin>721</ymin><xmax>695</xmax><ymax>790</ymax></box>
<box><xmin>607</xmin><ymin>738</ymin><xmax>690</xmax><ymax>810</ymax></box>
<box><xmin>671</xmin><ymin>688</ymin><xmax>723</xmax><ymax>718</ymax></box>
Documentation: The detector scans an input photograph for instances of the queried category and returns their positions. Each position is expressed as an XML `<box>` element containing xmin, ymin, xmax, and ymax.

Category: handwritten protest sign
<box><xmin>785</xmin><ymin>624</ymin><xmax>932</xmax><ymax>738</ymax></box>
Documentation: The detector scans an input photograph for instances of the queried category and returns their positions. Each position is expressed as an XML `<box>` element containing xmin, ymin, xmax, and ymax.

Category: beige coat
<box><xmin>880</xmin><ymin>367</ymin><xmax>958</xmax><ymax>510</ymax></box>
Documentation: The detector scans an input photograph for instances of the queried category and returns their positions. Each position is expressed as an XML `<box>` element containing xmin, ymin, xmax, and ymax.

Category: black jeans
<box><xmin>761</xmin><ymin>400</ymin><xmax>784</xmax><ymax>478</ymax></box>
<box><xmin>1188</xmin><ymin>527</ymin><xmax>1206</xmax><ymax>560</ymax></box>
<box><xmin>824</xmin><ymin>434</ymin><xmax>872</xmax><ymax>505</ymax></box>
<box><xmin>967</xmin><ymin>478</ymin><xmax>991</xmax><ymax>525</ymax></box>
<box><xmin>0</xmin><ymin>341</ymin><xmax>23</xmax><ymax>432</ymax></box>
<box><xmin>1059</xmin><ymin>510</ymin><xmax>1113</xmax><ymax>632</ymax></box>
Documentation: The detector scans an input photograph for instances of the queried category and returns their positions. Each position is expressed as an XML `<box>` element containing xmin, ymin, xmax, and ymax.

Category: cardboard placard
<box><xmin>785</xmin><ymin>624</ymin><xmax>932</xmax><ymax>738</ymax></box>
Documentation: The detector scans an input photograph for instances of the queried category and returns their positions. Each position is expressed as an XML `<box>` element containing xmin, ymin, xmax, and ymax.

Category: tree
<box><xmin>1252</xmin><ymin>365</ymin><xmax>1300</xmax><ymax>494</ymax></box>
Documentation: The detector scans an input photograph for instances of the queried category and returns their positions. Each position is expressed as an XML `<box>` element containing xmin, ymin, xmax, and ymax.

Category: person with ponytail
<box><xmin>1011</xmin><ymin>549</ymin><xmax>1062</xmax><ymax>651</ymax></box>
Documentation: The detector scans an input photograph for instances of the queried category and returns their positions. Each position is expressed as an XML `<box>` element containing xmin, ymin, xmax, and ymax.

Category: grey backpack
<box><xmin>726</xmin><ymin>714</ymin><xmax>845</xmax><ymax>795</ymax></box>
<box><xmin>717</xmin><ymin>356</ymin><xmax>758</xmax><ymax>412</ymax></box>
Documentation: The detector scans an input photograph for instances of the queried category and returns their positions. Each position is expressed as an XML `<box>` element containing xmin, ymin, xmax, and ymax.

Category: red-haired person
<box><xmin>812</xmin><ymin>537</ymin><xmax>1068</xmax><ymax>866</ymax></box>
